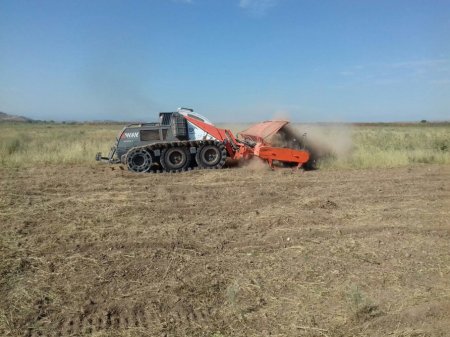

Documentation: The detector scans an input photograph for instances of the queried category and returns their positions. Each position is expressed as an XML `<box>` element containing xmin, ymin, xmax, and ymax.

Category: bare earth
<box><xmin>1</xmin><ymin>164</ymin><xmax>449</xmax><ymax>337</ymax></box>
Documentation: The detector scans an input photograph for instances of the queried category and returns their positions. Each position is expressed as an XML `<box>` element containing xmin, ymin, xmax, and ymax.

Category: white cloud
<box><xmin>239</xmin><ymin>0</ymin><xmax>279</xmax><ymax>17</ymax></box>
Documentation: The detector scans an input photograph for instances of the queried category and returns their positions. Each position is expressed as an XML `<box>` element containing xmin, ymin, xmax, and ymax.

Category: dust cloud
<box><xmin>269</xmin><ymin>123</ymin><xmax>353</xmax><ymax>168</ymax></box>
<box><xmin>292</xmin><ymin>124</ymin><xmax>354</xmax><ymax>163</ymax></box>
<box><xmin>267</xmin><ymin>110</ymin><xmax>354</xmax><ymax>167</ymax></box>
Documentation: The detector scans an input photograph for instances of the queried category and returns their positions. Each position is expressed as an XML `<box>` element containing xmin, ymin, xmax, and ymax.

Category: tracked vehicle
<box><xmin>96</xmin><ymin>108</ymin><xmax>313</xmax><ymax>173</ymax></box>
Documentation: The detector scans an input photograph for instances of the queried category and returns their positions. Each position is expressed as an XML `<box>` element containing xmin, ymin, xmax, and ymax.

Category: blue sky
<box><xmin>0</xmin><ymin>0</ymin><xmax>449</xmax><ymax>122</ymax></box>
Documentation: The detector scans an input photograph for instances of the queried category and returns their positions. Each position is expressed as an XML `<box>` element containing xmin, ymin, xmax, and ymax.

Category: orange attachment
<box><xmin>238</xmin><ymin>120</ymin><xmax>289</xmax><ymax>144</ymax></box>
<box><xmin>183</xmin><ymin>113</ymin><xmax>311</xmax><ymax>169</ymax></box>
<box><xmin>254</xmin><ymin>145</ymin><xmax>310</xmax><ymax>169</ymax></box>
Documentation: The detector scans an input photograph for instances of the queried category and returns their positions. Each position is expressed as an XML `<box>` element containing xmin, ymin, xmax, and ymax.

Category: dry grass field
<box><xmin>1</xmin><ymin>122</ymin><xmax>449</xmax><ymax>337</ymax></box>
<box><xmin>0</xmin><ymin>122</ymin><xmax>449</xmax><ymax>169</ymax></box>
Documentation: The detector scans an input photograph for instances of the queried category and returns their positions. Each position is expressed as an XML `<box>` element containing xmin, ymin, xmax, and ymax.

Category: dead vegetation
<box><xmin>1</xmin><ymin>164</ymin><xmax>449</xmax><ymax>336</ymax></box>
<box><xmin>0</xmin><ymin>122</ymin><xmax>449</xmax><ymax>169</ymax></box>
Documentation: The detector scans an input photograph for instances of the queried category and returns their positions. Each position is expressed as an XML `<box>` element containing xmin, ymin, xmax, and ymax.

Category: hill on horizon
<box><xmin>0</xmin><ymin>111</ymin><xmax>33</xmax><ymax>123</ymax></box>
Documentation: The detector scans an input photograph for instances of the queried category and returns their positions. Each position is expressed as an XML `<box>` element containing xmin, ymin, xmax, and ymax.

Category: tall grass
<box><xmin>305</xmin><ymin>124</ymin><xmax>450</xmax><ymax>169</ymax></box>
<box><xmin>0</xmin><ymin>122</ymin><xmax>448</xmax><ymax>169</ymax></box>
<box><xmin>0</xmin><ymin>123</ymin><xmax>117</xmax><ymax>167</ymax></box>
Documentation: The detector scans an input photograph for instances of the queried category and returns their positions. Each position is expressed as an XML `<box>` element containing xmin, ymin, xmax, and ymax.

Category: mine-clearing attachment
<box><xmin>254</xmin><ymin>145</ymin><xmax>310</xmax><ymax>170</ymax></box>
<box><xmin>238</xmin><ymin>120</ymin><xmax>311</xmax><ymax>169</ymax></box>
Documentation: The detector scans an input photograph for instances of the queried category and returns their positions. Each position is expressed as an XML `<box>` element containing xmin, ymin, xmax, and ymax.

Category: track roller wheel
<box><xmin>160</xmin><ymin>146</ymin><xmax>191</xmax><ymax>172</ymax></box>
<box><xmin>126</xmin><ymin>148</ymin><xmax>153</xmax><ymax>173</ymax></box>
<box><xmin>195</xmin><ymin>141</ymin><xmax>227</xmax><ymax>169</ymax></box>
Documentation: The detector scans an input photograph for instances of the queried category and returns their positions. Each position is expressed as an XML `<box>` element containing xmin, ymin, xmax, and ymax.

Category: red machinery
<box><xmin>182</xmin><ymin>114</ymin><xmax>310</xmax><ymax>170</ymax></box>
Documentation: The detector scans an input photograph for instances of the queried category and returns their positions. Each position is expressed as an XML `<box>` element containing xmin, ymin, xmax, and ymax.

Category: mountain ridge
<box><xmin>0</xmin><ymin>111</ymin><xmax>33</xmax><ymax>122</ymax></box>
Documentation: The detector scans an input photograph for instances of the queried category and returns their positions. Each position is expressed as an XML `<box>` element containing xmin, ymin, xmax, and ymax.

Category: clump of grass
<box><xmin>5</xmin><ymin>138</ymin><xmax>23</xmax><ymax>155</ymax></box>
<box><xmin>346</xmin><ymin>285</ymin><xmax>382</xmax><ymax>322</ymax></box>
<box><xmin>211</xmin><ymin>333</ymin><xmax>227</xmax><ymax>337</ymax></box>
<box><xmin>226</xmin><ymin>280</ymin><xmax>240</xmax><ymax>305</ymax></box>
<box><xmin>1</xmin><ymin>133</ymin><xmax>32</xmax><ymax>156</ymax></box>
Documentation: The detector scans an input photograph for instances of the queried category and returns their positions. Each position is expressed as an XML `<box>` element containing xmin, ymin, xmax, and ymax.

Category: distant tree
<box><xmin>420</xmin><ymin>119</ymin><xmax>427</xmax><ymax>123</ymax></box>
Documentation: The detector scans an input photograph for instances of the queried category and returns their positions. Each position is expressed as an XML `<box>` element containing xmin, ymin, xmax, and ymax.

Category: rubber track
<box><xmin>125</xmin><ymin>140</ymin><xmax>225</xmax><ymax>174</ymax></box>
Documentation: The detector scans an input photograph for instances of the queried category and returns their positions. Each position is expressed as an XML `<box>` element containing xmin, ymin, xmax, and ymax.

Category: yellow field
<box><xmin>0</xmin><ymin>122</ymin><xmax>449</xmax><ymax>169</ymax></box>
<box><xmin>295</xmin><ymin>123</ymin><xmax>450</xmax><ymax>169</ymax></box>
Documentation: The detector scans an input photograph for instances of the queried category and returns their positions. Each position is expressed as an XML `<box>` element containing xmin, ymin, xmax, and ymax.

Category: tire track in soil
<box><xmin>27</xmin><ymin>304</ymin><xmax>215</xmax><ymax>337</ymax></box>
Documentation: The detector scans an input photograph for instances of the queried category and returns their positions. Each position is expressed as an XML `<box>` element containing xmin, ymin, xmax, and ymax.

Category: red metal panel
<box><xmin>183</xmin><ymin>114</ymin><xmax>227</xmax><ymax>141</ymax></box>
<box><xmin>238</xmin><ymin>120</ymin><xmax>289</xmax><ymax>143</ymax></box>
<box><xmin>255</xmin><ymin>146</ymin><xmax>310</xmax><ymax>164</ymax></box>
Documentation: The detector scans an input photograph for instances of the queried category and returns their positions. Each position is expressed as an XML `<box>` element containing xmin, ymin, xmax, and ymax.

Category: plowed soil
<box><xmin>1</xmin><ymin>164</ymin><xmax>449</xmax><ymax>337</ymax></box>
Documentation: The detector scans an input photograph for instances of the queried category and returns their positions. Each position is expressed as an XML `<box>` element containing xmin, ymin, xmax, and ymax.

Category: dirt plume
<box><xmin>271</xmin><ymin>123</ymin><xmax>354</xmax><ymax>168</ymax></box>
